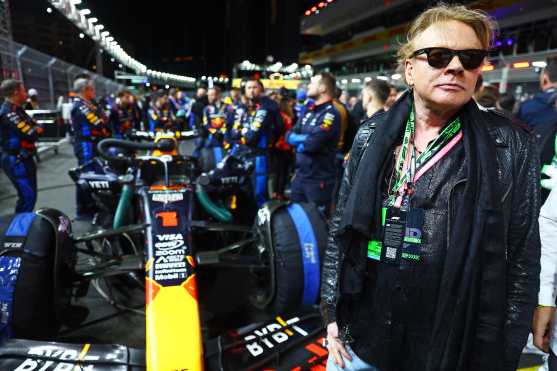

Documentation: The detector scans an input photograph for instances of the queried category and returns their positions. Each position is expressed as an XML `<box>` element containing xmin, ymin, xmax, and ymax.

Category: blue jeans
<box><xmin>326</xmin><ymin>345</ymin><xmax>380</xmax><ymax>371</ymax></box>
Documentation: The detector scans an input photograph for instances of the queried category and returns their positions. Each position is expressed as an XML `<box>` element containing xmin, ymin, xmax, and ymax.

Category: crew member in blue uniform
<box><xmin>194</xmin><ymin>86</ymin><xmax>234</xmax><ymax>157</ymax></box>
<box><xmin>228</xmin><ymin>87</ymin><xmax>242</xmax><ymax>108</ymax></box>
<box><xmin>128</xmin><ymin>93</ymin><xmax>143</xmax><ymax>131</ymax></box>
<box><xmin>71</xmin><ymin>77</ymin><xmax>111</xmax><ymax>219</ymax></box>
<box><xmin>286</xmin><ymin>72</ymin><xmax>340</xmax><ymax>216</ymax></box>
<box><xmin>294</xmin><ymin>89</ymin><xmax>308</xmax><ymax>120</ymax></box>
<box><xmin>0</xmin><ymin>79</ymin><xmax>43</xmax><ymax>213</ymax></box>
<box><xmin>517</xmin><ymin>55</ymin><xmax>557</xmax><ymax>144</ymax></box>
<box><xmin>168</xmin><ymin>89</ymin><xmax>190</xmax><ymax>116</ymax></box>
<box><xmin>229</xmin><ymin>79</ymin><xmax>281</xmax><ymax>207</ymax></box>
<box><xmin>148</xmin><ymin>91</ymin><xmax>176</xmax><ymax>133</ymax></box>
<box><xmin>169</xmin><ymin>89</ymin><xmax>193</xmax><ymax>130</ymax></box>
<box><xmin>109</xmin><ymin>90</ymin><xmax>134</xmax><ymax>139</ymax></box>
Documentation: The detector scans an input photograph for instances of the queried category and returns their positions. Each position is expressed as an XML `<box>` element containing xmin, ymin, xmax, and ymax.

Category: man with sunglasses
<box><xmin>322</xmin><ymin>4</ymin><xmax>540</xmax><ymax>371</ymax></box>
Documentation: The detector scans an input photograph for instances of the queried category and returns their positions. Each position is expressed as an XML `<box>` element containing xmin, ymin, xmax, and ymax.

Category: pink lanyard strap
<box><xmin>394</xmin><ymin>130</ymin><xmax>463</xmax><ymax>207</ymax></box>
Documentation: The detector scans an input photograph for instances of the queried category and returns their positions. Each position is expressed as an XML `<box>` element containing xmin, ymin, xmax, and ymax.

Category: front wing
<box><xmin>0</xmin><ymin>311</ymin><xmax>327</xmax><ymax>371</ymax></box>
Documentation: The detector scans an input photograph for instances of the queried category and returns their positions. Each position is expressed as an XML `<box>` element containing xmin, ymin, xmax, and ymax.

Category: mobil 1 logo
<box><xmin>153</xmin><ymin>232</ymin><xmax>189</xmax><ymax>286</ymax></box>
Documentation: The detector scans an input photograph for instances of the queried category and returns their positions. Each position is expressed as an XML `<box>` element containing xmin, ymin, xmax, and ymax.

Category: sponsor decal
<box><xmin>3</xmin><ymin>242</ymin><xmax>22</xmax><ymax>249</ymax></box>
<box><xmin>250</xmin><ymin>121</ymin><xmax>262</xmax><ymax>130</ymax></box>
<box><xmin>158</xmin><ymin>155</ymin><xmax>173</xmax><ymax>163</ymax></box>
<box><xmin>244</xmin><ymin>316</ymin><xmax>309</xmax><ymax>357</ymax></box>
<box><xmin>0</xmin><ymin>257</ymin><xmax>20</xmax><ymax>340</ymax></box>
<box><xmin>13</xmin><ymin>345</ymin><xmax>100</xmax><ymax>371</ymax></box>
<box><xmin>151</xmin><ymin>193</ymin><xmax>184</xmax><ymax>203</ymax></box>
<box><xmin>210</xmin><ymin>116</ymin><xmax>225</xmax><ymax>129</ymax></box>
<box><xmin>156</xmin><ymin>211</ymin><xmax>179</xmax><ymax>227</ymax></box>
<box><xmin>154</xmin><ymin>233</ymin><xmax>185</xmax><ymax>250</ymax></box>
<box><xmin>255</xmin><ymin>111</ymin><xmax>267</xmax><ymax>121</ymax></box>
<box><xmin>154</xmin><ymin>240</ymin><xmax>184</xmax><ymax>250</ymax></box>
<box><xmin>58</xmin><ymin>216</ymin><xmax>70</xmax><ymax>233</ymax></box>
<box><xmin>303</xmin><ymin>243</ymin><xmax>318</xmax><ymax>264</ymax></box>
<box><xmin>153</xmin><ymin>233</ymin><xmax>188</xmax><ymax>282</ymax></box>
<box><xmin>87</xmin><ymin>180</ymin><xmax>109</xmax><ymax>189</ymax></box>
<box><xmin>220</xmin><ymin>176</ymin><xmax>239</xmax><ymax>185</ymax></box>
<box><xmin>257</xmin><ymin>208</ymin><xmax>271</xmax><ymax>226</ymax></box>
<box><xmin>320</xmin><ymin>119</ymin><xmax>333</xmax><ymax>131</ymax></box>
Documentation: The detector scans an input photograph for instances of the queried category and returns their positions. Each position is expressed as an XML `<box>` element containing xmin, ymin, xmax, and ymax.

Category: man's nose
<box><xmin>445</xmin><ymin>55</ymin><xmax>464</xmax><ymax>73</ymax></box>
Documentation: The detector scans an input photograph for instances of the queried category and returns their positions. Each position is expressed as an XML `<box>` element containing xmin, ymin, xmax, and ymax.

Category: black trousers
<box><xmin>550</xmin><ymin>349</ymin><xmax>557</xmax><ymax>371</ymax></box>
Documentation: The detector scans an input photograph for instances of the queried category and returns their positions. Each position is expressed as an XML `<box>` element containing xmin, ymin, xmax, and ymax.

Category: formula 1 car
<box><xmin>0</xmin><ymin>130</ymin><xmax>330</xmax><ymax>370</ymax></box>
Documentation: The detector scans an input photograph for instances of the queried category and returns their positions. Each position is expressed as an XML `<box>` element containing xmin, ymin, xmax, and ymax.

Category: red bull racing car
<box><xmin>0</xmin><ymin>130</ymin><xmax>330</xmax><ymax>370</ymax></box>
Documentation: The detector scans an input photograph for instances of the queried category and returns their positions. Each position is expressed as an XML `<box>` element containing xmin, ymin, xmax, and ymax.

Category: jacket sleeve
<box><xmin>539</xmin><ymin>186</ymin><xmax>557</xmax><ymax>307</ymax></box>
<box><xmin>199</xmin><ymin>107</ymin><xmax>210</xmax><ymax>139</ymax></box>
<box><xmin>83</xmin><ymin>106</ymin><xmax>104</xmax><ymax>127</ymax></box>
<box><xmin>243</xmin><ymin>109</ymin><xmax>268</xmax><ymax>146</ymax></box>
<box><xmin>320</xmin><ymin>122</ymin><xmax>374</xmax><ymax>324</ymax></box>
<box><xmin>229</xmin><ymin>110</ymin><xmax>243</xmax><ymax>142</ymax></box>
<box><xmin>301</xmin><ymin>110</ymin><xmax>340</xmax><ymax>154</ymax></box>
<box><xmin>504</xmin><ymin>132</ymin><xmax>541</xmax><ymax>369</ymax></box>
<box><xmin>285</xmin><ymin>114</ymin><xmax>303</xmax><ymax>142</ymax></box>
<box><xmin>225</xmin><ymin>106</ymin><xmax>235</xmax><ymax>133</ymax></box>
<box><xmin>148</xmin><ymin>109</ymin><xmax>158</xmax><ymax>133</ymax></box>
<box><xmin>108</xmin><ymin>109</ymin><xmax>119</xmax><ymax>135</ymax></box>
<box><xmin>6</xmin><ymin>111</ymin><xmax>40</xmax><ymax>141</ymax></box>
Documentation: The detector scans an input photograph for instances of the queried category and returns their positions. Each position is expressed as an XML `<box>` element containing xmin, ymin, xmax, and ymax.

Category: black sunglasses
<box><xmin>411</xmin><ymin>47</ymin><xmax>488</xmax><ymax>70</ymax></box>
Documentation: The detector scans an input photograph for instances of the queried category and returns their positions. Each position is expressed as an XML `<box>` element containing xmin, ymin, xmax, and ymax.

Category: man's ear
<box><xmin>542</xmin><ymin>71</ymin><xmax>550</xmax><ymax>88</ymax></box>
<box><xmin>405</xmin><ymin>59</ymin><xmax>414</xmax><ymax>87</ymax></box>
<box><xmin>318</xmin><ymin>83</ymin><xmax>327</xmax><ymax>96</ymax></box>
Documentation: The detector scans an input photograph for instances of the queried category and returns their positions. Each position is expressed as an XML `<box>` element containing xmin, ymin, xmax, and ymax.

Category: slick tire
<box><xmin>268</xmin><ymin>202</ymin><xmax>327</xmax><ymax>315</ymax></box>
<box><xmin>0</xmin><ymin>214</ymin><xmax>65</xmax><ymax>339</ymax></box>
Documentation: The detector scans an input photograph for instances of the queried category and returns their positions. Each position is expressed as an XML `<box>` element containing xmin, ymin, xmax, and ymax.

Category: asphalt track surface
<box><xmin>0</xmin><ymin>141</ymin><xmax>546</xmax><ymax>370</ymax></box>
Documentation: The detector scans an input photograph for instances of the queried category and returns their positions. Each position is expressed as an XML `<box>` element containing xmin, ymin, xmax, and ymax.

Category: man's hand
<box><xmin>533</xmin><ymin>305</ymin><xmax>556</xmax><ymax>352</ymax></box>
<box><xmin>326</xmin><ymin>322</ymin><xmax>352</xmax><ymax>369</ymax></box>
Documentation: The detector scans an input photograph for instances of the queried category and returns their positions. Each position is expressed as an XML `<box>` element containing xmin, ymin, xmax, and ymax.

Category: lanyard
<box><xmin>388</xmin><ymin>109</ymin><xmax>462</xmax><ymax>207</ymax></box>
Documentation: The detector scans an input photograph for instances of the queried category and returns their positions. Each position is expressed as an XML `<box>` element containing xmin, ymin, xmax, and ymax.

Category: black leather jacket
<box><xmin>321</xmin><ymin>107</ymin><xmax>541</xmax><ymax>368</ymax></box>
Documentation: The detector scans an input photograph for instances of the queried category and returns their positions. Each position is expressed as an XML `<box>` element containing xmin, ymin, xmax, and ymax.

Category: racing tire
<box><xmin>199</xmin><ymin>147</ymin><xmax>225</xmax><ymax>173</ymax></box>
<box><xmin>0</xmin><ymin>211</ymin><xmax>76</xmax><ymax>339</ymax></box>
<box><xmin>268</xmin><ymin>202</ymin><xmax>327</xmax><ymax>315</ymax></box>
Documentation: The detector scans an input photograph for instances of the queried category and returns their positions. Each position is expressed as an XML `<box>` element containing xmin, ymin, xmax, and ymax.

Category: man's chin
<box><xmin>430</xmin><ymin>92</ymin><xmax>470</xmax><ymax>108</ymax></box>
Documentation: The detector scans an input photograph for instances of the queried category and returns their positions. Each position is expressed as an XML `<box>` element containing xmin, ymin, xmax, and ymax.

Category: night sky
<box><xmin>12</xmin><ymin>0</ymin><xmax>315</xmax><ymax>79</ymax></box>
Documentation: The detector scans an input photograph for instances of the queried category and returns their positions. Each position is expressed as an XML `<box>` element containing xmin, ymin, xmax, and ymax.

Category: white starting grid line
<box><xmin>36</xmin><ymin>137</ymin><xmax>69</xmax><ymax>156</ymax></box>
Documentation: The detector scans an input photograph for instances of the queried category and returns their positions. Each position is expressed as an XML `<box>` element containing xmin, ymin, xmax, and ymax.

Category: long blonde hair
<box><xmin>397</xmin><ymin>3</ymin><xmax>497</xmax><ymax>82</ymax></box>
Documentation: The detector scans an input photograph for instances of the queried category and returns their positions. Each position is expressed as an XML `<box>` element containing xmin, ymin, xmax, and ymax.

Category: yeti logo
<box><xmin>88</xmin><ymin>180</ymin><xmax>109</xmax><ymax>189</ymax></box>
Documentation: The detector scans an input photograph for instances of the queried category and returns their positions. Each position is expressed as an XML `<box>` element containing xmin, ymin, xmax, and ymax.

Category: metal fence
<box><xmin>0</xmin><ymin>36</ymin><xmax>124</xmax><ymax>109</ymax></box>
